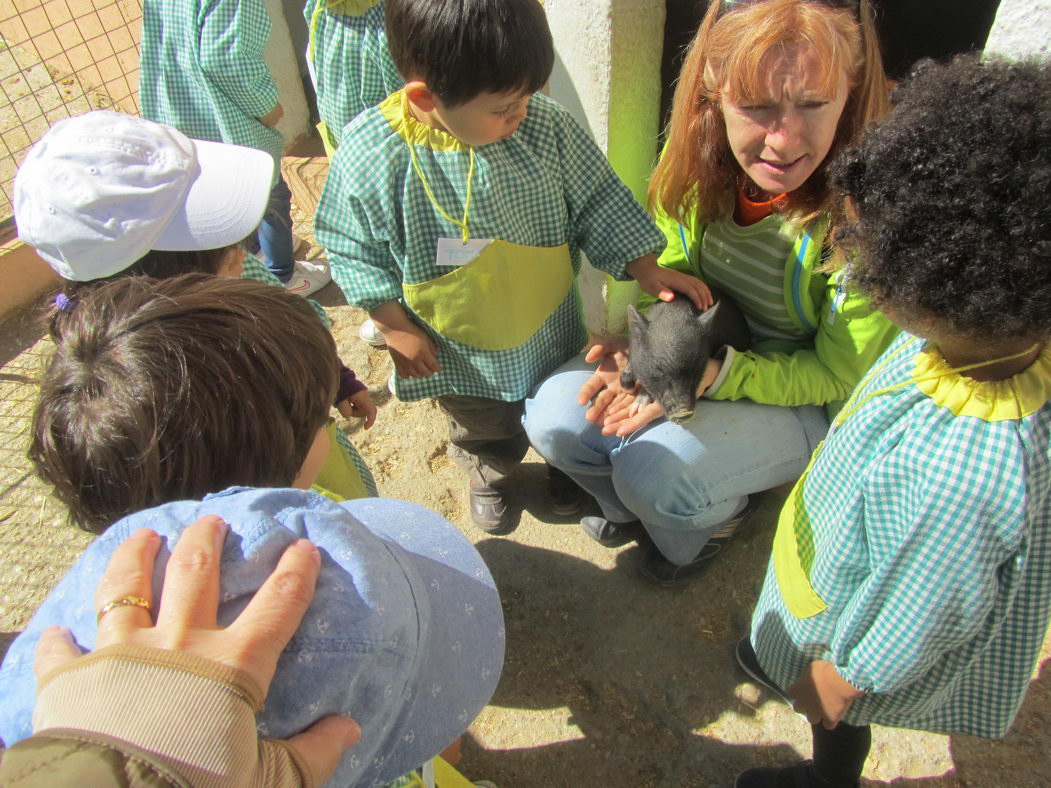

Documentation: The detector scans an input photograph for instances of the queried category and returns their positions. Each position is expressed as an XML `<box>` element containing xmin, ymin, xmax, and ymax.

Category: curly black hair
<box><xmin>831</xmin><ymin>54</ymin><xmax>1051</xmax><ymax>340</ymax></box>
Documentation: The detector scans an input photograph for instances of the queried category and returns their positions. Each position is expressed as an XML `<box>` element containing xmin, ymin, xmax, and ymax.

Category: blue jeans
<box><xmin>250</xmin><ymin>176</ymin><xmax>294</xmax><ymax>282</ymax></box>
<box><xmin>523</xmin><ymin>354</ymin><xmax>828</xmax><ymax>565</ymax></box>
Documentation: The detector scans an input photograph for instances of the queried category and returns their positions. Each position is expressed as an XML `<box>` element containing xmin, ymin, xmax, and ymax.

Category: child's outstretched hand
<box><xmin>337</xmin><ymin>390</ymin><xmax>377</xmax><ymax>429</ymax></box>
<box><xmin>625</xmin><ymin>254</ymin><xmax>713</xmax><ymax>311</ymax></box>
<box><xmin>787</xmin><ymin>660</ymin><xmax>864</xmax><ymax>730</ymax></box>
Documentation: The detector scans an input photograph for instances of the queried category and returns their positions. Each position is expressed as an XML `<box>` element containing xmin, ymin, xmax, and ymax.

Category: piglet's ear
<box><xmin>626</xmin><ymin>304</ymin><xmax>648</xmax><ymax>335</ymax></box>
<box><xmin>696</xmin><ymin>301</ymin><xmax>721</xmax><ymax>327</ymax></box>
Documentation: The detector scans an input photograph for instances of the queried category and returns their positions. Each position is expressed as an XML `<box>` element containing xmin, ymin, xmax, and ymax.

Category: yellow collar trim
<box><xmin>317</xmin><ymin>0</ymin><xmax>379</xmax><ymax>15</ymax></box>
<box><xmin>913</xmin><ymin>343</ymin><xmax>1051</xmax><ymax>422</ymax></box>
<box><xmin>379</xmin><ymin>90</ymin><xmax>471</xmax><ymax>153</ymax></box>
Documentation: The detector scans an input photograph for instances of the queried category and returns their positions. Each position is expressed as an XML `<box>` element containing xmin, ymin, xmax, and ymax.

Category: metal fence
<box><xmin>0</xmin><ymin>0</ymin><xmax>143</xmax><ymax>228</ymax></box>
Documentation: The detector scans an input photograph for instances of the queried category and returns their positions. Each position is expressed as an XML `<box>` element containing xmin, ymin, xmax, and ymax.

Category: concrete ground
<box><xmin>1</xmin><ymin>157</ymin><xmax>1049</xmax><ymax>786</ymax></box>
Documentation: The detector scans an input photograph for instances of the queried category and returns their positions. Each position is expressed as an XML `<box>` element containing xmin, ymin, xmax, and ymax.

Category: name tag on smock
<box><xmin>436</xmin><ymin>237</ymin><xmax>492</xmax><ymax>267</ymax></box>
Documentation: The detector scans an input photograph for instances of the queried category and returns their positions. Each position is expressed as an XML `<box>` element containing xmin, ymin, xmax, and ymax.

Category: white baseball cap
<box><xmin>14</xmin><ymin>111</ymin><xmax>275</xmax><ymax>281</ymax></box>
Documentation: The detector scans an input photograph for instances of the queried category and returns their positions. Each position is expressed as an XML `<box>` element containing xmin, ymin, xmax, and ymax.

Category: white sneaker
<box><xmin>284</xmin><ymin>260</ymin><xmax>331</xmax><ymax>297</ymax></box>
<box><xmin>359</xmin><ymin>318</ymin><xmax>387</xmax><ymax>347</ymax></box>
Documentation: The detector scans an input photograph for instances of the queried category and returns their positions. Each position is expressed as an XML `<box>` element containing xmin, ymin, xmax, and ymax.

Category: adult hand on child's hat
<box><xmin>34</xmin><ymin>516</ymin><xmax>361</xmax><ymax>784</ymax></box>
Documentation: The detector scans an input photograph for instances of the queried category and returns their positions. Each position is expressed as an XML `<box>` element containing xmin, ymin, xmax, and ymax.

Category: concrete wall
<box><xmin>545</xmin><ymin>0</ymin><xmax>665</xmax><ymax>335</ymax></box>
<box><xmin>263</xmin><ymin>0</ymin><xmax>312</xmax><ymax>148</ymax></box>
<box><xmin>985</xmin><ymin>0</ymin><xmax>1051</xmax><ymax>57</ymax></box>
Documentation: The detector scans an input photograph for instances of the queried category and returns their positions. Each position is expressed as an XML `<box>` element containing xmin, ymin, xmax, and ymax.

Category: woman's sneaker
<box><xmin>580</xmin><ymin>516</ymin><xmax>643</xmax><ymax>547</ymax></box>
<box><xmin>547</xmin><ymin>465</ymin><xmax>589</xmax><ymax>516</ymax></box>
<box><xmin>637</xmin><ymin>498</ymin><xmax>754</xmax><ymax>587</ymax></box>
<box><xmin>735</xmin><ymin>637</ymin><xmax>789</xmax><ymax>702</ymax></box>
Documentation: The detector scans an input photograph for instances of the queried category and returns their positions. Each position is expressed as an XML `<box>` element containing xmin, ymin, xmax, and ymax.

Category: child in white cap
<box><xmin>15</xmin><ymin>110</ymin><xmax>378</xmax><ymax>501</ymax></box>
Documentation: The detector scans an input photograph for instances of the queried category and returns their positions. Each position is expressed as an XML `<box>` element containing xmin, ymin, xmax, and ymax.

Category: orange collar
<box><xmin>735</xmin><ymin>182</ymin><xmax>787</xmax><ymax>226</ymax></box>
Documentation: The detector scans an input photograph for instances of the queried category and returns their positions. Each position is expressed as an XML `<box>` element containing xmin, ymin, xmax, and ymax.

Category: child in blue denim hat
<box><xmin>3</xmin><ymin>273</ymin><xmax>504</xmax><ymax>785</ymax></box>
<box><xmin>0</xmin><ymin>490</ymin><xmax>504</xmax><ymax>787</ymax></box>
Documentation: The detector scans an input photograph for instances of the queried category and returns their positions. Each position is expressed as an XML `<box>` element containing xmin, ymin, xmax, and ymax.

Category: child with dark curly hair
<box><xmin>735</xmin><ymin>54</ymin><xmax>1051</xmax><ymax>788</ymax></box>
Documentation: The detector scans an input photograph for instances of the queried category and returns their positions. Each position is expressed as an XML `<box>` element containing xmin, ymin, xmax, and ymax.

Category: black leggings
<box><xmin>811</xmin><ymin>720</ymin><xmax>871</xmax><ymax>787</ymax></box>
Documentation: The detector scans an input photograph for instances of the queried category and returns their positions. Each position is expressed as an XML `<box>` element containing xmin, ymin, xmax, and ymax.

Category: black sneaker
<box><xmin>735</xmin><ymin>638</ymin><xmax>789</xmax><ymax>702</ymax></box>
<box><xmin>735</xmin><ymin>761</ymin><xmax>858</xmax><ymax>788</ymax></box>
<box><xmin>639</xmin><ymin>503</ymin><xmax>755</xmax><ymax>586</ymax></box>
<box><xmin>469</xmin><ymin>484</ymin><xmax>513</xmax><ymax>535</ymax></box>
<box><xmin>637</xmin><ymin>538</ymin><xmax>725</xmax><ymax>587</ymax></box>
<box><xmin>580</xmin><ymin>516</ymin><xmax>643</xmax><ymax>547</ymax></box>
<box><xmin>547</xmin><ymin>465</ymin><xmax>588</xmax><ymax>516</ymax></box>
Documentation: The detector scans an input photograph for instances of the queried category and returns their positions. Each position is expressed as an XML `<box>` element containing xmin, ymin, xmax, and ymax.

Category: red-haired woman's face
<box><xmin>721</xmin><ymin>43</ymin><xmax>849</xmax><ymax>198</ymax></box>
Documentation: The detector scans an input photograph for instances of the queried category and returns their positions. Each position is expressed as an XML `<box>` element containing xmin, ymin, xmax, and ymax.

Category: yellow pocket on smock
<box><xmin>773</xmin><ymin>447</ymin><xmax>829</xmax><ymax>618</ymax></box>
<box><xmin>403</xmin><ymin>239</ymin><xmax>572</xmax><ymax>351</ymax></box>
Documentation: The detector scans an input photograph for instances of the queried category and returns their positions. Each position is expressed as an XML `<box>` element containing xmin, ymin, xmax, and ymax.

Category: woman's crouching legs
<box><xmin>612</xmin><ymin>400</ymin><xmax>827</xmax><ymax>566</ymax></box>
<box><xmin>523</xmin><ymin>354</ymin><xmax>637</xmax><ymax>523</ymax></box>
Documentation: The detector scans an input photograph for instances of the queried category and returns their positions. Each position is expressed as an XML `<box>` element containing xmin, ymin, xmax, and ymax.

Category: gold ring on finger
<box><xmin>97</xmin><ymin>595</ymin><xmax>152</xmax><ymax>624</ymax></box>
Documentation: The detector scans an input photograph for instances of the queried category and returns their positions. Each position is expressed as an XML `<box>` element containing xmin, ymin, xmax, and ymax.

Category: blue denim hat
<box><xmin>0</xmin><ymin>488</ymin><xmax>505</xmax><ymax>787</ymax></box>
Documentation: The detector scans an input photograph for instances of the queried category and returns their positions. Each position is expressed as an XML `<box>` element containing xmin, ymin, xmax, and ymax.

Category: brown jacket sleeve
<box><xmin>0</xmin><ymin>644</ymin><xmax>315</xmax><ymax>788</ymax></box>
<box><xmin>0</xmin><ymin>728</ymin><xmax>191</xmax><ymax>787</ymax></box>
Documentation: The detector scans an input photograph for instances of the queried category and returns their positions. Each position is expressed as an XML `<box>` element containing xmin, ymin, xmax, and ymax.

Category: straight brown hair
<box><xmin>31</xmin><ymin>274</ymin><xmax>339</xmax><ymax>533</ymax></box>
<box><xmin>649</xmin><ymin>0</ymin><xmax>890</xmax><ymax>227</ymax></box>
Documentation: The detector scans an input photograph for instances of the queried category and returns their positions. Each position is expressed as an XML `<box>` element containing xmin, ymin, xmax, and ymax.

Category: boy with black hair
<box><xmin>316</xmin><ymin>0</ymin><xmax>709</xmax><ymax>533</ymax></box>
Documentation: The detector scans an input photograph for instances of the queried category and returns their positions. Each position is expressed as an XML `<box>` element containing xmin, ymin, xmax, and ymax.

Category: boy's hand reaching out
<box><xmin>370</xmin><ymin>302</ymin><xmax>442</xmax><ymax>379</ymax></box>
<box><xmin>626</xmin><ymin>254</ymin><xmax>713</xmax><ymax>311</ymax></box>
<box><xmin>337</xmin><ymin>390</ymin><xmax>377</xmax><ymax>428</ymax></box>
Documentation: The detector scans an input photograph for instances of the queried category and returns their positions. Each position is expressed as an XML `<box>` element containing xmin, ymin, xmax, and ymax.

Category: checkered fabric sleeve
<box><xmin>241</xmin><ymin>254</ymin><xmax>331</xmax><ymax>328</ymax></box>
<box><xmin>140</xmin><ymin>0</ymin><xmax>283</xmax><ymax>164</ymax></box>
<box><xmin>335</xmin><ymin>428</ymin><xmax>378</xmax><ymax>497</ymax></box>
<box><xmin>314</xmin><ymin>142</ymin><xmax>404</xmax><ymax>313</ymax></box>
<box><xmin>196</xmin><ymin>0</ymin><xmax>279</xmax><ymax>119</ymax></box>
<box><xmin>548</xmin><ymin>100</ymin><xmax>665</xmax><ymax>277</ymax></box>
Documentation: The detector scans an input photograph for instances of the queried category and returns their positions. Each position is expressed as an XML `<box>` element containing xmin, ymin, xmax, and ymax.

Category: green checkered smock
<box><xmin>241</xmin><ymin>255</ymin><xmax>378</xmax><ymax>496</ymax></box>
<box><xmin>304</xmin><ymin>0</ymin><xmax>402</xmax><ymax>147</ymax></box>
<box><xmin>315</xmin><ymin>91</ymin><xmax>665</xmax><ymax>402</ymax></box>
<box><xmin>751</xmin><ymin>331</ymin><xmax>1051</xmax><ymax>738</ymax></box>
<box><xmin>140</xmin><ymin>0</ymin><xmax>284</xmax><ymax>174</ymax></box>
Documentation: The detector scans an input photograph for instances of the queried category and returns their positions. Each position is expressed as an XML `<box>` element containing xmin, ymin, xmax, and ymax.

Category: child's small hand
<box><xmin>626</xmin><ymin>254</ymin><xmax>713</xmax><ymax>311</ymax></box>
<box><xmin>787</xmin><ymin>660</ymin><xmax>864</xmax><ymax>730</ymax></box>
<box><xmin>385</xmin><ymin>326</ymin><xmax>442</xmax><ymax>379</ymax></box>
<box><xmin>258</xmin><ymin>102</ymin><xmax>284</xmax><ymax>127</ymax></box>
<box><xmin>369</xmin><ymin>302</ymin><xmax>442</xmax><ymax>379</ymax></box>
<box><xmin>336</xmin><ymin>390</ymin><xmax>377</xmax><ymax>429</ymax></box>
